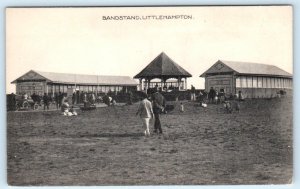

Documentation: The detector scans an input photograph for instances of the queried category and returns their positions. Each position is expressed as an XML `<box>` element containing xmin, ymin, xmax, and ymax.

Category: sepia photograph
<box><xmin>6</xmin><ymin>6</ymin><xmax>293</xmax><ymax>185</ymax></box>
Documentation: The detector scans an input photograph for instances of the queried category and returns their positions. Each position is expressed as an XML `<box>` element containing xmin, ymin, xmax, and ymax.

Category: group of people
<box><xmin>136</xmin><ymin>90</ymin><xmax>166</xmax><ymax>137</ymax></box>
<box><xmin>72</xmin><ymin>91</ymin><xmax>97</xmax><ymax>105</ymax></box>
<box><xmin>207</xmin><ymin>87</ymin><xmax>244</xmax><ymax>104</ymax></box>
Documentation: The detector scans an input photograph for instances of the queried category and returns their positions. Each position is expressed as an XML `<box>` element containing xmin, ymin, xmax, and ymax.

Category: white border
<box><xmin>1</xmin><ymin>1</ymin><xmax>298</xmax><ymax>189</ymax></box>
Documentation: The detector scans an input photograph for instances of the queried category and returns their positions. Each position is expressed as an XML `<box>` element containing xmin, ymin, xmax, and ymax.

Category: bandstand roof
<box><xmin>134</xmin><ymin>52</ymin><xmax>192</xmax><ymax>79</ymax></box>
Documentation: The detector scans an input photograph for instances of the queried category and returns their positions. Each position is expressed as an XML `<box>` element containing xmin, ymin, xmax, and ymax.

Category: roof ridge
<box><xmin>34</xmin><ymin>70</ymin><xmax>132</xmax><ymax>78</ymax></box>
<box><xmin>220</xmin><ymin>60</ymin><xmax>279</xmax><ymax>67</ymax></box>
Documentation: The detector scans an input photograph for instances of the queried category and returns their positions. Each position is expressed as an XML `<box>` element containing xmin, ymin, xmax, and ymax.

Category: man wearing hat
<box><xmin>136</xmin><ymin>92</ymin><xmax>154</xmax><ymax>137</ymax></box>
<box><xmin>151</xmin><ymin>90</ymin><xmax>166</xmax><ymax>134</ymax></box>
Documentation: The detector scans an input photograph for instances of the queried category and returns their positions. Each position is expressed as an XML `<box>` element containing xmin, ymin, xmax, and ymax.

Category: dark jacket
<box><xmin>151</xmin><ymin>92</ymin><xmax>166</xmax><ymax>114</ymax></box>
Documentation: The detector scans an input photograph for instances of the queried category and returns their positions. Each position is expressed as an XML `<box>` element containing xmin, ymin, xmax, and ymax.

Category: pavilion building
<box><xmin>200</xmin><ymin>60</ymin><xmax>293</xmax><ymax>98</ymax></box>
<box><xmin>134</xmin><ymin>52</ymin><xmax>192</xmax><ymax>92</ymax></box>
<box><xmin>11</xmin><ymin>70</ymin><xmax>138</xmax><ymax>96</ymax></box>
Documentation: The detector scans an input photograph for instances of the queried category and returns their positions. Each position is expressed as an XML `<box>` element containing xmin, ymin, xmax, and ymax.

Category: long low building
<box><xmin>200</xmin><ymin>60</ymin><xmax>293</xmax><ymax>98</ymax></box>
<box><xmin>11</xmin><ymin>70</ymin><xmax>138</xmax><ymax>96</ymax></box>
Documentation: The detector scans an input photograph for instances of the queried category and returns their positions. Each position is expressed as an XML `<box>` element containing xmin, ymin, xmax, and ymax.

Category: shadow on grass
<box><xmin>79</xmin><ymin>133</ymin><xmax>144</xmax><ymax>138</ymax></box>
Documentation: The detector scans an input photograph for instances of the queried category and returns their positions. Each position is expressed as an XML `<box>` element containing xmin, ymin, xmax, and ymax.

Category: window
<box><xmin>48</xmin><ymin>85</ymin><xmax>53</xmax><ymax>93</ymax></box>
<box><xmin>266</xmin><ymin>78</ymin><xmax>271</xmax><ymax>88</ymax></box>
<box><xmin>274</xmin><ymin>78</ymin><xmax>278</xmax><ymax>88</ymax></box>
<box><xmin>241</xmin><ymin>76</ymin><xmax>247</xmax><ymax>88</ymax></box>
<box><xmin>257</xmin><ymin>77</ymin><xmax>263</xmax><ymax>88</ymax></box>
<box><xmin>104</xmin><ymin>86</ymin><xmax>109</xmax><ymax>93</ymax></box>
<box><xmin>262</xmin><ymin>77</ymin><xmax>267</xmax><ymax>88</ymax></box>
<box><xmin>276</xmin><ymin>78</ymin><xmax>279</xmax><ymax>88</ymax></box>
<box><xmin>236</xmin><ymin>77</ymin><xmax>241</xmax><ymax>87</ymax></box>
<box><xmin>247</xmin><ymin>77</ymin><xmax>253</xmax><ymax>88</ymax></box>
<box><xmin>279</xmin><ymin>78</ymin><xmax>283</xmax><ymax>88</ymax></box>
<box><xmin>83</xmin><ymin>86</ymin><xmax>88</xmax><ymax>92</ymax></box>
<box><xmin>54</xmin><ymin>85</ymin><xmax>59</xmax><ymax>93</ymax></box>
<box><xmin>270</xmin><ymin>78</ymin><xmax>275</xmax><ymax>88</ymax></box>
<box><xmin>110</xmin><ymin>86</ymin><xmax>115</xmax><ymax>92</ymax></box>
<box><xmin>252</xmin><ymin>77</ymin><xmax>257</xmax><ymax>88</ymax></box>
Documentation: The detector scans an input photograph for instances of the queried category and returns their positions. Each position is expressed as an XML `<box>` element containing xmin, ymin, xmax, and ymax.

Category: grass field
<box><xmin>7</xmin><ymin>97</ymin><xmax>293</xmax><ymax>185</ymax></box>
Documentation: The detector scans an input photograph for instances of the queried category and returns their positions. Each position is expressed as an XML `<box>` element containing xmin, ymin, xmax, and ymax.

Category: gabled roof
<box><xmin>134</xmin><ymin>52</ymin><xmax>192</xmax><ymax>79</ymax></box>
<box><xmin>200</xmin><ymin>60</ymin><xmax>292</xmax><ymax>78</ymax></box>
<box><xmin>12</xmin><ymin>70</ymin><xmax>138</xmax><ymax>86</ymax></box>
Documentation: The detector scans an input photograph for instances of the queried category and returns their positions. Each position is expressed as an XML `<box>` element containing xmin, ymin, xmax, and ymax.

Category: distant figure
<box><xmin>90</xmin><ymin>93</ymin><xmax>96</xmax><ymax>104</ymax></box>
<box><xmin>180</xmin><ymin>102</ymin><xmax>184</xmax><ymax>112</ymax></box>
<box><xmin>80</xmin><ymin>91</ymin><xmax>84</xmax><ymax>104</ymax></box>
<box><xmin>215</xmin><ymin>90</ymin><xmax>219</xmax><ymax>104</ymax></box>
<box><xmin>112</xmin><ymin>99</ymin><xmax>117</xmax><ymax>106</ymax></box>
<box><xmin>136</xmin><ymin>93</ymin><xmax>154</xmax><ymax>137</ymax></box>
<box><xmin>102</xmin><ymin>94</ymin><xmax>111</xmax><ymax>106</ymax></box>
<box><xmin>31</xmin><ymin>93</ymin><xmax>37</xmax><ymax>103</ymax></box>
<box><xmin>223</xmin><ymin>101</ymin><xmax>232</xmax><ymax>113</ymax></box>
<box><xmin>23</xmin><ymin>93</ymin><xmax>28</xmax><ymax>100</ymax></box>
<box><xmin>190</xmin><ymin>85</ymin><xmax>196</xmax><ymax>101</ymax></box>
<box><xmin>58</xmin><ymin>92</ymin><xmax>63</xmax><ymax>108</ymax></box>
<box><xmin>208</xmin><ymin>87</ymin><xmax>216</xmax><ymax>103</ymax></box>
<box><xmin>155</xmin><ymin>84</ymin><xmax>159</xmax><ymax>92</ymax></box>
<box><xmin>55</xmin><ymin>93</ymin><xmax>60</xmax><ymax>109</ymax></box>
<box><xmin>76</xmin><ymin>90</ymin><xmax>80</xmax><ymax>104</ymax></box>
<box><xmin>128</xmin><ymin>91</ymin><xmax>133</xmax><ymax>105</ymax></box>
<box><xmin>43</xmin><ymin>93</ymin><xmax>50</xmax><ymax>110</ymax></box>
<box><xmin>238</xmin><ymin>91</ymin><xmax>245</xmax><ymax>101</ymax></box>
<box><xmin>83</xmin><ymin>93</ymin><xmax>88</xmax><ymax>108</ymax></box>
<box><xmin>219</xmin><ymin>89</ymin><xmax>225</xmax><ymax>103</ymax></box>
<box><xmin>72</xmin><ymin>92</ymin><xmax>76</xmax><ymax>104</ymax></box>
<box><xmin>198</xmin><ymin>91</ymin><xmax>204</xmax><ymax>104</ymax></box>
<box><xmin>69</xmin><ymin>106</ymin><xmax>78</xmax><ymax>116</ymax></box>
<box><xmin>61</xmin><ymin>94</ymin><xmax>69</xmax><ymax>112</ymax></box>
<box><xmin>151</xmin><ymin>91</ymin><xmax>166</xmax><ymax>134</ymax></box>
<box><xmin>163</xmin><ymin>85</ymin><xmax>167</xmax><ymax>92</ymax></box>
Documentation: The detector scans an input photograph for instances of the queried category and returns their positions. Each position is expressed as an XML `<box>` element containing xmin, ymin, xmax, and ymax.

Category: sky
<box><xmin>5</xmin><ymin>6</ymin><xmax>293</xmax><ymax>93</ymax></box>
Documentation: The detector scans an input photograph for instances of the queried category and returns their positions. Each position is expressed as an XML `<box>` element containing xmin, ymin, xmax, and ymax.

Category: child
<box><xmin>69</xmin><ymin>106</ymin><xmax>78</xmax><ymax>116</ymax></box>
<box><xmin>180</xmin><ymin>102</ymin><xmax>184</xmax><ymax>112</ymax></box>
<box><xmin>223</xmin><ymin>101</ymin><xmax>232</xmax><ymax>113</ymax></box>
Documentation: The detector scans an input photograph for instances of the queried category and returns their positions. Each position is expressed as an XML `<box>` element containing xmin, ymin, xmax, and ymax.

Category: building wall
<box><xmin>205</xmin><ymin>74</ymin><xmax>234</xmax><ymax>94</ymax></box>
<box><xmin>16</xmin><ymin>81</ymin><xmax>45</xmax><ymax>96</ymax></box>
<box><xmin>16</xmin><ymin>81</ymin><xmax>137</xmax><ymax>96</ymax></box>
<box><xmin>236</xmin><ymin>88</ymin><xmax>292</xmax><ymax>98</ymax></box>
<box><xmin>204</xmin><ymin>74</ymin><xmax>292</xmax><ymax>98</ymax></box>
<box><xmin>235</xmin><ymin>75</ymin><xmax>292</xmax><ymax>98</ymax></box>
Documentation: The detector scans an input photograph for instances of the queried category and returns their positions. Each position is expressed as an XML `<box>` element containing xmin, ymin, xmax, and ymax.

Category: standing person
<box><xmin>180</xmin><ymin>102</ymin><xmax>184</xmax><ymax>112</ymax></box>
<box><xmin>43</xmin><ymin>93</ymin><xmax>50</xmax><ymax>110</ymax></box>
<box><xmin>61</xmin><ymin>94</ymin><xmax>69</xmax><ymax>112</ymax></box>
<box><xmin>23</xmin><ymin>92</ymin><xmax>28</xmax><ymax>100</ymax></box>
<box><xmin>80</xmin><ymin>91</ymin><xmax>84</xmax><ymax>104</ymax></box>
<box><xmin>90</xmin><ymin>93</ymin><xmax>96</xmax><ymax>104</ymax></box>
<box><xmin>208</xmin><ymin>87</ymin><xmax>216</xmax><ymax>103</ymax></box>
<box><xmin>238</xmin><ymin>91</ymin><xmax>245</xmax><ymax>101</ymax></box>
<box><xmin>214</xmin><ymin>90</ymin><xmax>219</xmax><ymax>104</ymax></box>
<box><xmin>58</xmin><ymin>92</ymin><xmax>63</xmax><ymax>108</ymax></box>
<box><xmin>83</xmin><ymin>93</ymin><xmax>88</xmax><ymax>108</ymax></box>
<box><xmin>72</xmin><ymin>92</ymin><xmax>76</xmax><ymax>104</ymax></box>
<box><xmin>54</xmin><ymin>93</ymin><xmax>59</xmax><ymax>109</ymax></box>
<box><xmin>136</xmin><ymin>93</ymin><xmax>154</xmax><ymax>137</ymax></box>
<box><xmin>76</xmin><ymin>90</ymin><xmax>80</xmax><ymax>104</ymax></box>
<box><xmin>151</xmin><ymin>91</ymin><xmax>166</xmax><ymax>134</ymax></box>
<box><xmin>190</xmin><ymin>85</ymin><xmax>196</xmax><ymax>101</ymax></box>
<box><xmin>128</xmin><ymin>91</ymin><xmax>133</xmax><ymax>105</ymax></box>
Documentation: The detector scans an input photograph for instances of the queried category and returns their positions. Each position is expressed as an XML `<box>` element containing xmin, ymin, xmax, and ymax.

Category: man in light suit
<box><xmin>136</xmin><ymin>93</ymin><xmax>154</xmax><ymax>137</ymax></box>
